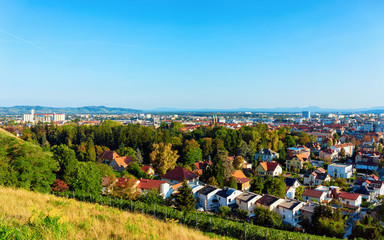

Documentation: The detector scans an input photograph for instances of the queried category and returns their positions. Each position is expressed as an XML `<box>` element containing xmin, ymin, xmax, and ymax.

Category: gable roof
<box><xmin>98</xmin><ymin>150</ymin><xmax>120</xmax><ymax>160</ymax></box>
<box><xmin>302</xmin><ymin>189</ymin><xmax>325</xmax><ymax>198</ymax></box>
<box><xmin>339</xmin><ymin>192</ymin><xmax>360</xmax><ymax>200</ymax></box>
<box><xmin>259</xmin><ymin>161</ymin><xmax>280</xmax><ymax>172</ymax></box>
<box><xmin>113</xmin><ymin>156</ymin><xmax>134</xmax><ymax>168</ymax></box>
<box><xmin>256</xmin><ymin>194</ymin><xmax>281</xmax><ymax>206</ymax></box>
<box><xmin>236</xmin><ymin>192</ymin><xmax>260</xmax><ymax>203</ymax></box>
<box><xmin>197</xmin><ymin>185</ymin><xmax>219</xmax><ymax>195</ymax></box>
<box><xmin>278</xmin><ymin>199</ymin><xmax>302</xmax><ymax>210</ymax></box>
<box><xmin>216</xmin><ymin>187</ymin><xmax>238</xmax><ymax>198</ymax></box>
<box><xmin>137</xmin><ymin>179</ymin><xmax>167</xmax><ymax>190</ymax></box>
<box><xmin>284</xmin><ymin>177</ymin><xmax>299</xmax><ymax>187</ymax></box>
<box><xmin>231</xmin><ymin>170</ymin><xmax>247</xmax><ymax>179</ymax></box>
<box><xmin>141</xmin><ymin>165</ymin><xmax>154</xmax><ymax>173</ymax></box>
<box><xmin>161</xmin><ymin>166</ymin><xmax>199</xmax><ymax>182</ymax></box>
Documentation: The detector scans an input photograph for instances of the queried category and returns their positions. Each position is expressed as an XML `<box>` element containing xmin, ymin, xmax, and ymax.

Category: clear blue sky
<box><xmin>1</xmin><ymin>0</ymin><xmax>383</xmax><ymax>110</ymax></box>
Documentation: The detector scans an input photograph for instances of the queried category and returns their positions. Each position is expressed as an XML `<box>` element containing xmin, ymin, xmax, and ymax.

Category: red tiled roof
<box><xmin>161</xmin><ymin>166</ymin><xmax>199</xmax><ymax>182</ymax></box>
<box><xmin>114</xmin><ymin>156</ymin><xmax>134</xmax><ymax>167</ymax></box>
<box><xmin>302</xmin><ymin>189</ymin><xmax>324</xmax><ymax>198</ymax></box>
<box><xmin>141</xmin><ymin>165</ymin><xmax>154</xmax><ymax>173</ymax></box>
<box><xmin>98</xmin><ymin>150</ymin><xmax>120</xmax><ymax>160</ymax></box>
<box><xmin>339</xmin><ymin>192</ymin><xmax>360</xmax><ymax>200</ymax></box>
<box><xmin>137</xmin><ymin>179</ymin><xmax>166</xmax><ymax>190</ymax></box>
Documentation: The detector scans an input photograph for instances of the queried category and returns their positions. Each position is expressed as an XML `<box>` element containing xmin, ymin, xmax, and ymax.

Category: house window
<box><xmin>347</xmin><ymin>201</ymin><xmax>349</xmax><ymax>205</ymax></box>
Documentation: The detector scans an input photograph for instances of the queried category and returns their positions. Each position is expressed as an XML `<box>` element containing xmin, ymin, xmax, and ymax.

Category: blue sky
<box><xmin>0</xmin><ymin>0</ymin><xmax>383</xmax><ymax>110</ymax></box>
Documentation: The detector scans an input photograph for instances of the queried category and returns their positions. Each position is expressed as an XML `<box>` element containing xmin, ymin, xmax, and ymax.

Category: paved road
<box><xmin>343</xmin><ymin>211</ymin><xmax>365</xmax><ymax>239</ymax></box>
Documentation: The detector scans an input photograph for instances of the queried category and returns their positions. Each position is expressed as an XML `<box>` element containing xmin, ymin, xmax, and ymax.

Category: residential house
<box><xmin>235</xmin><ymin>192</ymin><xmax>262</xmax><ymax>217</ymax></box>
<box><xmin>277</xmin><ymin>199</ymin><xmax>304</xmax><ymax>227</ymax></box>
<box><xmin>216</xmin><ymin>187</ymin><xmax>243</xmax><ymax>211</ymax></box>
<box><xmin>231</xmin><ymin>170</ymin><xmax>252</xmax><ymax>190</ymax></box>
<box><xmin>284</xmin><ymin>178</ymin><xmax>301</xmax><ymax>199</ymax></box>
<box><xmin>300</xmin><ymin>203</ymin><xmax>317</xmax><ymax>221</ymax></box>
<box><xmin>285</xmin><ymin>154</ymin><xmax>308</xmax><ymax>171</ymax></box>
<box><xmin>302</xmin><ymin>189</ymin><xmax>327</xmax><ymax>203</ymax></box>
<box><xmin>194</xmin><ymin>161</ymin><xmax>211</xmax><ymax>175</ymax></box>
<box><xmin>287</xmin><ymin>146</ymin><xmax>311</xmax><ymax>158</ymax></box>
<box><xmin>338</xmin><ymin>192</ymin><xmax>362</xmax><ymax>208</ymax></box>
<box><xmin>136</xmin><ymin>179</ymin><xmax>172</xmax><ymax>199</ymax></box>
<box><xmin>327</xmin><ymin>163</ymin><xmax>353</xmax><ymax>179</ymax></box>
<box><xmin>196</xmin><ymin>185</ymin><xmax>221</xmax><ymax>211</ymax></box>
<box><xmin>303</xmin><ymin>171</ymin><xmax>331</xmax><ymax>186</ymax></box>
<box><xmin>255</xmin><ymin>194</ymin><xmax>284</xmax><ymax>212</ymax></box>
<box><xmin>305</xmin><ymin>142</ymin><xmax>321</xmax><ymax>154</ymax></box>
<box><xmin>254</xmin><ymin>148</ymin><xmax>279</xmax><ymax>162</ymax></box>
<box><xmin>101</xmin><ymin>176</ymin><xmax>117</xmax><ymax>195</ymax></box>
<box><xmin>141</xmin><ymin>165</ymin><xmax>155</xmax><ymax>177</ymax></box>
<box><xmin>330</xmin><ymin>143</ymin><xmax>355</xmax><ymax>156</ymax></box>
<box><xmin>255</xmin><ymin>161</ymin><xmax>283</xmax><ymax>177</ymax></box>
<box><xmin>161</xmin><ymin>166</ymin><xmax>199</xmax><ymax>185</ymax></box>
<box><xmin>109</xmin><ymin>155</ymin><xmax>135</xmax><ymax>171</ymax></box>
<box><xmin>97</xmin><ymin>150</ymin><xmax>120</xmax><ymax>164</ymax></box>
<box><xmin>319</xmin><ymin>149</ymin><xmax>338</xmax><ymax>161</ymax></box>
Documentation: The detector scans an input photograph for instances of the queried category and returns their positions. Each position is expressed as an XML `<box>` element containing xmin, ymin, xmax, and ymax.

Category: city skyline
<box><xmin>1</xmin><ymin>0</ymin><xmax>383</xmax><ymax>109</ymax></box>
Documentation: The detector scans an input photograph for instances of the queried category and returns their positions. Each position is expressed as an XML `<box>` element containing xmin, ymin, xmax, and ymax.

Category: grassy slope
<box><xmin>0</xmin><ymin>187</ymin><xmax>228</xmax><ymax>240</ymax></box>
<box><xmin>0</xmin><ymin>127</ymin><xmax>19</xmax><ymax>138</ymax></box>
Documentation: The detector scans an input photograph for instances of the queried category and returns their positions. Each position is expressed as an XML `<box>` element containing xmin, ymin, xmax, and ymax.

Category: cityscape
<box><xmin>1</xmin><ymin>1</ymin><xmax>384</xmax><ymax>240</ymax></box>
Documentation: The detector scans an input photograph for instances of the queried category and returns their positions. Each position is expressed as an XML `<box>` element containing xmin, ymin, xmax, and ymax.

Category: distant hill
<box><xmin>147</xmin><ymin>106</ymin><xmax>384</xmax><ymax>113</ymax></box>
<box><xmin>0</xmin><ymin>105</ymin><xmax>141</xmax><ymax>115</ymax></box>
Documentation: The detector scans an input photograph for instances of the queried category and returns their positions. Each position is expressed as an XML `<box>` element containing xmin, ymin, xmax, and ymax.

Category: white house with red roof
<box><xmin>338</xmin><ymin>192</ymin><xmax>362</xmax><ymax>208</ymax></box>
<box><xmin>161</xmin><ymin>166</ymin><xmax>199</xmax><ymax>185</ymax></box>
<box><xmin>302</xmin><ymin>189</ymin><xmax>327</xmax><ymax>203</ymax></box>
<box><xmin>136</xmin><ymin>179</ymin><xmax>172</xmax><ymax>199</ymax></box>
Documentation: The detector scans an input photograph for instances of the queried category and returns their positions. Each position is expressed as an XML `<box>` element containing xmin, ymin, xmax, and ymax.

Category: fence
<box><xmin>53</xmin><ymin>191</ymin><xmax>336</xmax><ymax>240</ymax></box>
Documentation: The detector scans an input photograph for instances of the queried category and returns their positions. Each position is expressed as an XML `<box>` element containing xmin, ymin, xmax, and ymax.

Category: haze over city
<box><xmin>1</xmin><ymin>0</ymin><xmax>384</xmax><ymax>109</ymax></box>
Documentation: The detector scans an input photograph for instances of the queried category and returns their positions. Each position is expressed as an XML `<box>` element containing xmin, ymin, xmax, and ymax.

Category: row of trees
<box><xmin>21</xmin><ymin>121</ymin><xmax>316</xmax><ymax>171</ymax></box>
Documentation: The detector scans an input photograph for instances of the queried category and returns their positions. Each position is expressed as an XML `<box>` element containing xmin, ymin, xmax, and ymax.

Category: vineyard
<box><xmin>54</xmin><ymin>190</ymin><xmax>338</xmax><ymax>240</ymax></box>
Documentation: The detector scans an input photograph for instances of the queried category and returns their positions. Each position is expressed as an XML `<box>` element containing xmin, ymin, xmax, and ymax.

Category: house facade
<box><xmin>255</xmin><ymin>161</ymin><xmax>283</xmax><ymax>177</ymax></box>
<box><xmin>196</xmin><ymin>185</ymin><xmax>221</xmax><ymax>211</ymax></box>
<box><xmin>254</xmin><ymin>148</ymin><xmax>279</xmax><ymax>162</ymax></box>
<box><xmin>277</xmin><ymin>199</ymin><xmax>304</xmax><ymax>227</ymax></box>
<box><xmin>302</xmin><ymin>189</ymin><xmax>327</xmax><ymax>203</ymax></box>
<box><xmin>338</xmin><ymin>192</ymin><xmax>362</xmax><ymax>208</ymax></box>
<box><xmin>327</xmin><ymin>163</ymin><xmax>353</xmax><ymax>179</ymax></box>
<box><xmin>235</xmin><ymin>192</ymin><xmax>262</xmax><ymax>217</ymax></box>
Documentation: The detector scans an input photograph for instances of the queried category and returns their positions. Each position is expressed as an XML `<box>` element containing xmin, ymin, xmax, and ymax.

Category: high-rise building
<box><xmin>302</xmin><ymin>111</ymin><xmax>311</xmax><ymax>119</ymax></box>
<box><xmin>23</xmin><ymin>110</ymin><xmax>65</xmax><ymax>123</ymax></box>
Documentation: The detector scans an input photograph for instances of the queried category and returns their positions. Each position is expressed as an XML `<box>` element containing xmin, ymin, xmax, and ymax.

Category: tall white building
<box><xmin>302</xmin><ymin>111</ymin><xmax>311</xmax><ymax>119</ymax></box>
<box><xmin>23</xmin><ymin>110</ymin><xmax>65</xmax><ymax>123</ymax></box>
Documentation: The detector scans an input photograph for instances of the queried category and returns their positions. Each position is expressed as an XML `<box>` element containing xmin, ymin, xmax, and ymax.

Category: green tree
<box><xmin>218</xmin><ymin>206</ymin><xmax>231</xmax><ymax>217</ymax></box>
<box><xmin>295</xmin><ymin>186</ymin><xmax>305</xmax><ymax>201</ymax></box>
<box><xmin>139</xmin><ymin>189</ymin><xmax>164</xmax><ymax>205</ymax></box>
<box><xmin>250</xmin><ymin>177</ymin><xmax>264</xmax><ymax>194</ymax></box>
<box><xmin>69</xmin><ymin>162</ymin><xmax>103</xmax><ymax>195</ymax></box>
<box><xmin>175</xmin><ymin>180</ymin><xmax>196</xmax><ymax>212</ymax></box>
<box><xmin>252</xmin><ymin>207</ymin><xmax>282</xmax><ymax>228</ymax></box>
<box><xmin>264</xmin><ymin>177</ymin><xmax>286</xmax><ymax>198</ymax></box>
<box><xmin>150</xmin><ymin>142</ymin><xmax>179</xmax><ymax>175</ymax></box>
<box><xmin>237</xmin><ymin>208</ymin><xmax>248</xmax><ymax>220</ymax></box>
<box><xmin>233</xmin><ymin>156</ymin><xmax>244</xmax><ymax>170</ymax></box>
<box><xmin>207</xmin><ymin>176</ymin><xmax>219</xmax><ymax>187</ymax></box>
<box><xmin>135</xmin><ymin>148</ymin><xmax>143</xmax><ymax>164</ymax></box>
<box><xmin>229</xmin><ymin>176</ymin><xmax>238</xmax><ymax>189</ymax></box>
<box><xmin>52</xmin><ymin>144</ymin><xmax>78</xmax><ymax>183</ymax></box>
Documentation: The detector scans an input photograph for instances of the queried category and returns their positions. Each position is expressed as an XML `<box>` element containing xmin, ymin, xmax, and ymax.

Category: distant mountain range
<box><xmin>2</xmin><ymin>105</ymin><xmax>384</xmax><ymax>115</ymax></box>
<box><xmin>146</xmin><ymin>106</ymin><xmax>384</xmax><ymax>113</ymax></box>
<box><xmin>0</xmin><ymin>106</ymin><xmax>141</xmax><ymax>115</ymax></box>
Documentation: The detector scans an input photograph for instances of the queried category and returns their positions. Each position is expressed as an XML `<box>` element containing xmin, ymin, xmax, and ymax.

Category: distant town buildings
<box><xmin>23</xmin><ymin>109</ymin><xmax>65</xmax><ymax>123</ymax></box>
<box><xmin>302</xmin><ymin>111</ymin><xmax>311</xmax><ymax>119</ymax></box>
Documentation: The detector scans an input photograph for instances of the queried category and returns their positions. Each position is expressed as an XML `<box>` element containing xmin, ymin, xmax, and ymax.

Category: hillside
<box><xmin>0</xmin><ymin>187</ymin><xmax>227</xmax><ymax>240</ymax></box>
